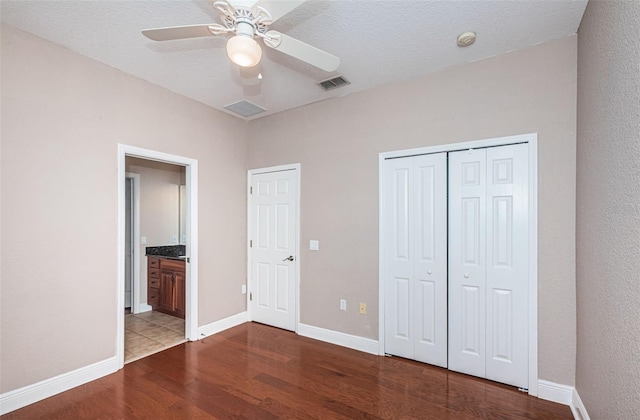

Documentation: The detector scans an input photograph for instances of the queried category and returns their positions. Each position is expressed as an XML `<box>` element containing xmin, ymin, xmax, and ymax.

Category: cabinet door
<box><xmin>174</xmin><ymin>271</ymin><xmax>186</xmax><ymax>318</ymax></box>
<box><xmin>159</xmin><ymin>270</ymin><xmax>175</xmax><ymax>313</ymax></box>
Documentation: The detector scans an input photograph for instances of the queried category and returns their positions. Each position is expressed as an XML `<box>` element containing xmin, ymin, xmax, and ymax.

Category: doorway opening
<box><xmin>117</xmin><ymin>145</ymin><xmax>199</xmax><ymax>369</ymax></box>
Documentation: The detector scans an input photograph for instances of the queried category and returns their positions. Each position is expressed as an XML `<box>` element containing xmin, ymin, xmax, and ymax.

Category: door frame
<box><xmin>125</xmin><ymin>172</ymin><xmax>144</xmax><ymax>314</ymax></box>
<box><xmin>117</xmin><ymin>144</ymin><xmax>199</xmax><ymax>369</ymax></box>
<box><xmin>378</xmin><ymin>133</ymin><xmax>539</xmax><ymax>396</ymax></box>
<box><xmin>246</xmin><ymin>163</ymin><xmax>301</xmax><ymax>332</ymax></box>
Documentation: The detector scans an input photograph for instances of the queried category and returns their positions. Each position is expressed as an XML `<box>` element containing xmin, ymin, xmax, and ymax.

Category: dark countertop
<box><xmin>148</xmin><ymin>255</ymin><xmax>187</xmax><ymax>261</ymax></box>
<box><xmin>145</xmin><ymin>244</ymin><xmax>185</xmax><ymax>259</ymax></box>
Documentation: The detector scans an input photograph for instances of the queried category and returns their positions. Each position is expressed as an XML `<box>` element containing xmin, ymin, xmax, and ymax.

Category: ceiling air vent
<box><xmin>224</xmin><ymin>100</ymin><xmax>266</xmax><ymax>118</ymax></box>
<box><xmin>318</xmin><ymin>75</ymin><xmax>350</xmax><ymax>91</ymax></box>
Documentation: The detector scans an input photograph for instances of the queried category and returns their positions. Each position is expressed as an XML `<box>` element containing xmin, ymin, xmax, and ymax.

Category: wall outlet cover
<box><xmin>359</xmin><ymin>303</ymin><xmax>367</xmax><ymax>315</ymax></box>
<box><xmin>340</xmin><ymin>299</ymin><xmax>346</xmax><ymax>311</ymax></box>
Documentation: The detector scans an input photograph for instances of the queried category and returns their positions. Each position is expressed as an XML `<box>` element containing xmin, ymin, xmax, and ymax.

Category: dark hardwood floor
<box><xmin>3</xmin><ymin>322</ymin><xmax>572</xmax><ymax>419</ymax></box>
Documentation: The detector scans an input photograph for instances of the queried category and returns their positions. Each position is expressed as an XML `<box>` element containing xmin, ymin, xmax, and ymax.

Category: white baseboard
<box><xmin>538</xmin><ymin>379</ymin><xmax>591</xmax><ymax>420</ymax></box>
<box><xmin>571</xmin><ymin>388</ymin><xmax>590</xmax><ymax>420</ymax></box>
<box><xmin>198</xmin><ymin>311</ymin><xmax>248</xmax><ymax>338</ymax></box>
<box><xmin>134</xmin><ymin>303</ymin><xmax>152</xmax><ymax>314</ymax></box>
<box><xmin>0</xmin><ymin>357</ymin><xmax>118</xmax><ymax>415</ymax></box>
<box><xmin>538</xmin><ymin>379</ymin><xmax>574</xmax><ymax>405</ymax></box>
<box><xmin>297</xmin><ymin>323</ymin><xmax>379</xmax><ymax>355</ymax></box>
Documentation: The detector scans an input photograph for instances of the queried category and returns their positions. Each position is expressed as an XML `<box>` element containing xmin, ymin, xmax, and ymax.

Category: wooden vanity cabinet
<box><xmin>147</xmin><ymin>256</ymin><xmax>185</xmax><ymax>319</ymax></box>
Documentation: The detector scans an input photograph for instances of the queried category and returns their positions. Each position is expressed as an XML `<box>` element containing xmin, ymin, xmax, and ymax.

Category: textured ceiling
<box><xmin>0</xmin><ymin>0</ymin><xmax>588</xmax><ymax>120</ymax></box>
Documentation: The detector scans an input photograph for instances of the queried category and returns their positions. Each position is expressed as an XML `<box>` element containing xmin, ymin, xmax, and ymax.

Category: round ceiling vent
<box><xmin>457</xmin><ymin>31</ymin><xmax>476</xmax><ymax>47</ymax></box>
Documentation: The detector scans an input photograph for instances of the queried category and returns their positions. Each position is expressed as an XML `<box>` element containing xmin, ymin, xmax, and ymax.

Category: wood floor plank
<box><xmin>2</xmin><ymin>323</ymin><xmax>572</xmax><ymax>419</ymax></box>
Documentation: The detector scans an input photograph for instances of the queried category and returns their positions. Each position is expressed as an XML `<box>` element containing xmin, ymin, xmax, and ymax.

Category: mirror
<box><xmin>179</xmin><ymin>184</ymin><xmax>186</xmax><ymax>244</ymax></box>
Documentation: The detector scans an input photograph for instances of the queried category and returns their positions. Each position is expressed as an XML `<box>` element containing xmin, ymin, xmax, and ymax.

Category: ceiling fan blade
<box><xmin>263</xmin><ymin>30</ymin><xmax>340</xmax><ymax>72</ymax></box>
<box><xmin>254</xmin><ymin>0</ymin><xmax>306</xmax><ymax>22</ymax></box>
<box><xmin>142</xmin><ymin>24</ymin><xmax>223</xmax><ymax>41</ymax></box>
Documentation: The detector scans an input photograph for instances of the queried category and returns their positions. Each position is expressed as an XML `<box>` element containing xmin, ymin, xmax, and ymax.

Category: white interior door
<box><xmin>485</xmin><ymin>144</ymin><xmax>529</xmax><ymax>388</ymax></box>
<box><xmin>448</xmin><ymin>149</ymin><xmax>488</xmax><ymax>378</ymax></box>
<box><xmin>250</xmin><ymin>169</ymin><xmax>297</xmax><ymax>331</ymax></box>
<box><xmin>449</xmin><ymin>144</ymin><xmax>529</xmax><ymax>388</ymax></box>
<box><xmin>384</xmin><ymin>153</ymin><xmax>448</xmax><ymax>367</ymax></box>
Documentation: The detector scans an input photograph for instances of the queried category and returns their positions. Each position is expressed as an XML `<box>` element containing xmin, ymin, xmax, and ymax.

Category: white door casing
<box><xmin>383</xmin><ymin>153</ymin><xmax>448</xmax><ymax>368</ymax></box>
<box><xmin>448</xmin><ymin>143</ymin><xmax>529</xmax><ymax>389</ymax></box>
<box><xmin>117</xmin><ymin>144</ymin><xmax>199</xmax><ymax>370</ymax></box>
<box><xmin>249</xmin><ymin>168</ymin><xmax>298</xmax><ymax>331</ymax></box>
<box><xmin>125</xmin><ymin>177</ymin><xmax>133</xmax><ymax>308</ymax></box>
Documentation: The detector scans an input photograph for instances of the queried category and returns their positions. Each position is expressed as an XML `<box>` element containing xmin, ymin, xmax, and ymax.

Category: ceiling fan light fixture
<box><xmin>226</xmin><ymin>34</ymin><xmax>262</xmax><ymax>67</ymax></box>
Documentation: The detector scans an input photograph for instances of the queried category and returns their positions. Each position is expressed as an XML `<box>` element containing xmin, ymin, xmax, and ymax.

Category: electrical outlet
<box><xmin>340</xmin><ymin>299</ymin><xmax>346</xmax><ymax>311</ymax></box>
<box><xmin>359</xmin><ymin>303</ymin><xmax>367</xmax><ymax>315</ymax></box>
<box><xmin>172</xmin><ymin>235</ymin><xmax>178</xmax><ymax>244</ymax></box>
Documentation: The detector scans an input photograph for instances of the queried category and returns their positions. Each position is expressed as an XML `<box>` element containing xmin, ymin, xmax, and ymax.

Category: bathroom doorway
<box><xmin>117</xmin><ymin>145</ymin><xmax>199</xmax><ymax>369</ymax></box>
<box><xmin>123</xmin><ymin>158</ymin><xmax>187</xmax><ymax>363</ymax></box>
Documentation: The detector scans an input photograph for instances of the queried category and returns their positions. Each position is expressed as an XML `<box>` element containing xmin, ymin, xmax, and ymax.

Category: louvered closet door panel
<box><xmin>384</xmin><ymin>158</ymin><xmax>415</xmax><ymax>359</ymax></box>
<box><xmin>485</xmin><ymin>143</ymin><xmax>529</xmax><ymax>388</ymax></box>
<box><xmin>413</xmin><ymin>153</ymin><xmax>448</xmax><ymax>367</ymax></box>
<box><xmin>448</xmin><ymin>149</ymin><xmax>487</xmax><ymax>379</ymax></box>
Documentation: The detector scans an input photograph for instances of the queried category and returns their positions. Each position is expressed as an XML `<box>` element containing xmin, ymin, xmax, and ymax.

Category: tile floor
<box><xmin>124</xmin><ymin>311</ymin><xmax>186</xmax><ymax>363</ymax></box>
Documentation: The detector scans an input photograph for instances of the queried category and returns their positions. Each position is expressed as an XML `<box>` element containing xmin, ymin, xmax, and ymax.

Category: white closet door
<box><xmin>485</xmin><ymin>143</ymin><xmax>529</xmax><ymax>388</ymax></box>
<box><xmin>449</xmin><ymin>144</ymin><xmax>529</xmax><ymax>388</ymax></box>
<box><xmin>413</xmin><ymin>154</ymin><xmax>448</xmax><ymax>367</ymax></box>
<box><xmin>384</xmin><ymin>157</ymin><xmax>413</xmax><ymax>359</ymax></box>
<box><xmin>448</xmin><ymin>149</ymin><xmax>487</xmax><ymax>378</ymax></box>
<box><xmin>384</xmin><ymin>153</ymin><xmax>447</xmax><ymax>367</ymax></box>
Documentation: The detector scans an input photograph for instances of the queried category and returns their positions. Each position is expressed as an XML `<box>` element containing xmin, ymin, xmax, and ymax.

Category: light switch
<box><xmin>309</xmin><ymin>240</ymin><xmax>319</xmax><ymax>251</ymax></box>
<box><xmin>172</xmin><ymin>235</ymin><xmax>178</xmax><ymax>244</ymax></box>
<box><xmin>141</xmin><ymin>236</ymin><xmax>147</xmax><ymax>245</ymax></box>
<box><xmin>242</xmin><ymin>285</ymin><xmax>247</xmax><ymax>294</ymax></box>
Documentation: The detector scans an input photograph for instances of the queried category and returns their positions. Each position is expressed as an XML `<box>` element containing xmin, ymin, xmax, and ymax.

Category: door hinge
<box><xmin>249</xmin><ymin>240</ymin><xmax>252</xmax><ymax>248</ymax></box>
<box><xmin>250</xmin><ymin>186</ymin><xmax>252</xmax><ymax>194</ymax></box>
<box><xmin>249</xmin><ymin>292</ymin><xmax>252</xmax><ymax>301</ymax></box>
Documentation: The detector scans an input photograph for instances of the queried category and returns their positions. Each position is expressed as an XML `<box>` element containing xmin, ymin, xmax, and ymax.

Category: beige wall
<box><xmin>126</xmin><ymin>157</ymin><xmax>183</xmax><ymax>248</ymax></box>
<box><xmin>249</xmin><ymin>36</ymin><xmax>578</xmax><ymax>386</ymax></box>
<box><xmin>576</xmin><ymin>1</ymin><xmax>640</xmax><ymax>418</ymax></box>
<box><xmin>0</xmin><ymin>24</ymin><xmax>248</xmax><ymax>392</ymax></box>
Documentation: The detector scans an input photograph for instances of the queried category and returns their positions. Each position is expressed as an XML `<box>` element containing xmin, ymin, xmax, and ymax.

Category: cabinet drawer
<box><xmin>148</xmin><ymin>257</ymin><xmax>160</xmax><ymax>268</ymax></box>
<box><xmin>148</xmin><ymin>288</ymin><xmax>159</xmax><ymax>307</ymax></box>
<box><xmin>149</xmin><ymin>268</ymin><xmax>160</xmax><ymax>279</ymax></box>
<box><xmin>149</xmin><ymin>278</ymin><xmax>160</xmax><ymax>289</ymax></box>
<box><xmin>160</xmin><ymin>258</ymin><xmax>185</xmax><ymax>272</ymax></box>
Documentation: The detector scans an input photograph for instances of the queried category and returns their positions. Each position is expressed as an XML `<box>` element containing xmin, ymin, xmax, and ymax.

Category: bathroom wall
<box><xmin>126</xmin><ymin>157</ymin><xmax>184</xmax><ymax>306</ymax></box>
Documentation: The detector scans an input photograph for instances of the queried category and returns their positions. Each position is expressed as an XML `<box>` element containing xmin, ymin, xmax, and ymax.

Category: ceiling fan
<box><xmin>142</xmin><ymin>0</ymin><xmax>340</xmax><ymax>72</ymax></box>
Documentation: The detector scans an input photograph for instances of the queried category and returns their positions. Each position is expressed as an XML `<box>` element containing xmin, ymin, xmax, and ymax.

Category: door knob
<box><xmin>427</xmin><ymin>270</ymin><xmax>432</xmax><ymax>275</ymax></box>
<box><xmin>282</xmin><ymin>256</ymin><xmax>295</xmax><ymax>262</ymax></box>
<box><xmin>464</xmin><ymin>273</ymin><xmax>469</xmax><ymax>278</ymax></box>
